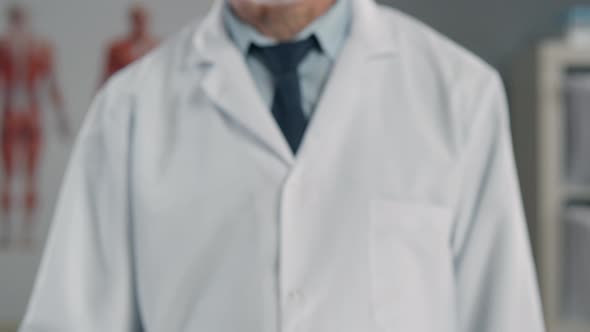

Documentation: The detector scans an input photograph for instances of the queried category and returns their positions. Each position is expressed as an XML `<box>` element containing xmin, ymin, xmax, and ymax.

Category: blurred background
<box><xmin>0</xmin><ymin>0</ymin><xmax>589</xmax><ymax>331</ymax></box>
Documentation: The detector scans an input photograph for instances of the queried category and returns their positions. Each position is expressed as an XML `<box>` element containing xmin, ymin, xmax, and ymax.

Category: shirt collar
<box><xmin>223</xmin><ymin>0</ymin><xmax>351</xmax><ymax>59</ymax></box>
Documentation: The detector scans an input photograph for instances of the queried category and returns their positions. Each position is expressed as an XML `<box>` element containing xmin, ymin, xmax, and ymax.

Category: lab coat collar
<box><xmin>189</xmin><ymin>0</ymin><xmax>296</xmax><ymax>165</ymax></box>
<box><xmin>186</xmin><ymin>0</ymin><xmax>399</xmax><ymax>166</ymax></box>
<box><xmin>222</xmin><ymin>0</ymin><xmax>352</xmax><ymax>60</ymax></box>
<box><xmin>191</xmin><ymin>0</ymin><xmax>399</xmax><ymax>65</ymax></box>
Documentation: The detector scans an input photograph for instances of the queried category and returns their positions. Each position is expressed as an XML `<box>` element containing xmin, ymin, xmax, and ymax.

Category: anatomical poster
<box><xmin>0</xmin><ymin>4</ymin><xmax>69</xmax><ymax>249</ymax></box>
<box><xmin>102</xmin><ymin>4</ymin><xmax>159</xmax><ymax>84</ymax></box>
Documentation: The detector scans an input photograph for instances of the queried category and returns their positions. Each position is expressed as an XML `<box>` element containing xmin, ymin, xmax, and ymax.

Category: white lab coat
<box><xmin>20</xmin><ymin>0</ymin><xmax>546</xmax><ymax>331</ymax></box>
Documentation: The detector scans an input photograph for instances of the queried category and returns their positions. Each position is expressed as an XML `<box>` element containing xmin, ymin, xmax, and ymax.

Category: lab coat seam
<box><xmin>83</xmin><ymin>74</ymin><xmax>143</xmax><ymax>328</ymax></box>
<box><xmin>125</xmin><ymin>102</ymin><xmax>146</xmax><ymax>331</ymax></box>
<box><xmin>450</xmin><ymin>72</ymin><xmax>501</xmax><ymax>257</ymax></box>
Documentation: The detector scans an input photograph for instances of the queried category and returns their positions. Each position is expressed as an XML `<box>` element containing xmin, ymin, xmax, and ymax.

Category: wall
<box><xmin>380</xmin><ymin>0</ymin><xmax>589</xmax><ymax>78</ymax></box>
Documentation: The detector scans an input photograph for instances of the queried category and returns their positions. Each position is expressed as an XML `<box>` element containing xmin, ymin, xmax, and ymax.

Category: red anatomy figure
<box><xmin>103</xmin><ymin>4</ymin><xmax>159</xmax><ymax>83</ymax></box>
<box><xmin>0</xmin><ymin>5</ymin><xmax>68</xmax><ymax>246</ymax></box>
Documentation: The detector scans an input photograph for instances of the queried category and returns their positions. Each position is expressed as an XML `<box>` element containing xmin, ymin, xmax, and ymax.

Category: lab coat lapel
<box><xmin>191</xmin><ymin>1</ymin><xmax>295</xmax><ymax>165</ymax></box>
<box><xmin>298</xmin><ymin>0</ymin><xmax>399</xmax><ymax>159</ymax></box>
<box><xmin>189</xmin><ymin>0</ymin><xmax>398</xmax><ymax>165</ymax></box>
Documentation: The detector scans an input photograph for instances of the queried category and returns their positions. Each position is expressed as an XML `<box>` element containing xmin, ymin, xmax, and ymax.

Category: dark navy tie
<box><xmin>251</xmin><ymin>36</ymin><xmax>318</xmax><ymax>154</ymax></box>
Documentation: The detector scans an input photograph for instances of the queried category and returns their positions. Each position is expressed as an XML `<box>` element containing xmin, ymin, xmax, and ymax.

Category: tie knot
<box><xmin>251</xmin><ymin>36</ymin><xmax>318</xmax><ymax>76</ymax></box>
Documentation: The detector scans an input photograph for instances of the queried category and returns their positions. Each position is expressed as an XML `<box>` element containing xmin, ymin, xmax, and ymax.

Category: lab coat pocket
<box><xmin>369</xmin><ymin>200</ymin><xmax>455</xmax><ymax>332</ymax></box>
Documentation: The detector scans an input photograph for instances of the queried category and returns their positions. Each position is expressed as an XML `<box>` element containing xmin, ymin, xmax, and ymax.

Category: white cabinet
<box><xmin>512</xmin><ymin>40</ymin><xmax>590</xmax><ymax>332</ymax></box>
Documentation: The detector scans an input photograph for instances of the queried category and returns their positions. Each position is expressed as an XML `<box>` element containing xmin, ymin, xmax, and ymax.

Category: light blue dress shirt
<box><xmin>223</xmin><ymin>0</ymin><xmax>351</xmax><ymax>118</ymax></box>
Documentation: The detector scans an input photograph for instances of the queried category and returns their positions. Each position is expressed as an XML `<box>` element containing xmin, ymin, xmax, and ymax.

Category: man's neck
<box><xmin>230</xmin><ymin>0</ymin><xmax>336</xmax><ymax>41</ymax></box>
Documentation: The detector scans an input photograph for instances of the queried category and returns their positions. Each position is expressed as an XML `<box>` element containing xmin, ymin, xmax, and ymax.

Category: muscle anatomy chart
<box><xmin>0</xmin><ymin>4</ymin><xmax>69</xmax><ymax>248</ymax></box>
<box><xmin>102</xmin><ymin>4</ymin><xmax>159</xmax><ymax>83</ymax></box>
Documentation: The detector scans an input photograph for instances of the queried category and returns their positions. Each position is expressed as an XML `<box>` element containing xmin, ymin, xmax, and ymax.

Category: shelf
<box><xmin>512</xmin><ymin>39</ymin><xmax>590</xmax><ymax>332</ymax></box>
<box><xmin>541</xmin><ymin>40</ymin><xmax>590</xmax><ymax>67</ymax></box>
<box><xmin>564</xmin><ymin>185</ymin><xmax>590</xmax><ymax>201</ymax></box>
<box><xmin>552</xmin><ymin>318</ymin><xmax>590</xmax><ymax>332</ymax></box>
<box><xmin>0</xmin><ymin>322</ymin><xmax>17</xmax><ymax>332</ymax></box>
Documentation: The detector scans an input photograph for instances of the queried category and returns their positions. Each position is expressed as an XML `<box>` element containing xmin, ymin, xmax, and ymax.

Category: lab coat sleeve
<box><xmin>452</xmin><ymin>72</ymin><xmax>545</xmax><ymax>332</ymax></box>
<box><xmin>19</xmin><ymin>87</ymin><xmax>142</xmax><ymax>331</ymax></box>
